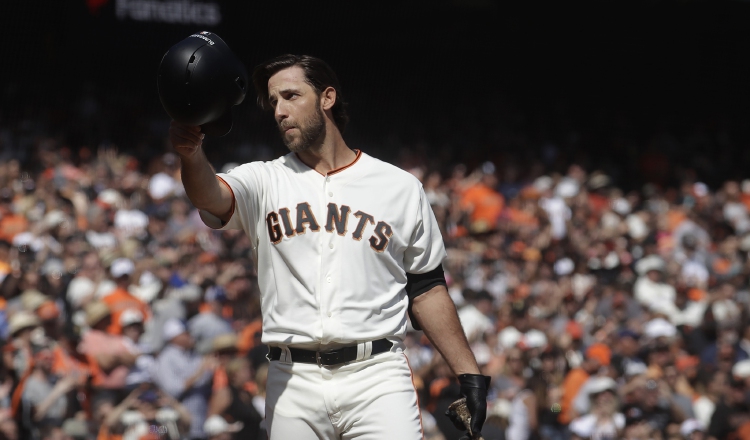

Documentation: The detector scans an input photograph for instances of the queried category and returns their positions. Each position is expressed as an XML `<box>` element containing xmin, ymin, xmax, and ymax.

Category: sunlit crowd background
<box><xmin>0</xmin><ymin>93</ymin><xmax>749</xmax><ymax>440</ymax></box>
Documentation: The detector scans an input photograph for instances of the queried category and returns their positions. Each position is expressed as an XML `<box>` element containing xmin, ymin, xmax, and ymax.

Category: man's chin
<box><xmin>285</xmin><ymin>141</ymin><xmax>311</xmax><ymax>154</ymax></box>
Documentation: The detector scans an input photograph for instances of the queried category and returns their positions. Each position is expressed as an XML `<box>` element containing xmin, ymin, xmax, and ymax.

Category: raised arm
<box><xmin>170</xmin><ymin>121</ymin><xmax>233</xmax><ymax>221</ymax></box>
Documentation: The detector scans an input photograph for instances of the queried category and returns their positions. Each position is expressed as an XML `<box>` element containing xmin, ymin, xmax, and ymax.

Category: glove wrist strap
<box><xmin>458</xmin><ymin>373</ymin><xmax>491</xmax><ymax>389</ymax></box>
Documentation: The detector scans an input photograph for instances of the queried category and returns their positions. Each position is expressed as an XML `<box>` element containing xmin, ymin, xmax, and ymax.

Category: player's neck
<box><xmin>296</xmin><ymin>128</ymin><xmax>355</xmax><ymax>176</ymax></box>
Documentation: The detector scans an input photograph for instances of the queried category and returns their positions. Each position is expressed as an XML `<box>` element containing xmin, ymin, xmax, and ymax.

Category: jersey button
<box><xmin>328</xmin><ymin>191</ymin><xmax>333</xmax><ymax>197</ymax></box>
<box><xmin>329</xmin><ymin>243</ymin><xmax>334</xmax><ymax>249</ymax></box>
<box><xmin>326</xmin><ymin>277</ymin><xmax>332</xmax><ymax>283</ymax></box>
<box><xmin>327</xmin><ymin>311</ymin><xmax>332</xmax><ymax>317</ymax></box>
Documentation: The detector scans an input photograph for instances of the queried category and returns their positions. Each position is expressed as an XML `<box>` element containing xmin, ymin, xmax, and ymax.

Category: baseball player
<box><xmin>170</xmin><ymin>54</ymin><xmax>490</xmax><ymax>440</ymax></box>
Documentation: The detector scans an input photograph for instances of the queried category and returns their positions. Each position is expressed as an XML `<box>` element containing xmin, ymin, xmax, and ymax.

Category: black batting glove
<box><xmin>447</xmin><ymin>374</ymin><xmax>491</xmax><ymax>438</ymax></box>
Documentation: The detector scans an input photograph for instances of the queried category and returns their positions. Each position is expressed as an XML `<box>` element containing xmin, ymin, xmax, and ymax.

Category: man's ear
<box><xmin>320</xmin><ymin>86</ymin><xmax>337</xmax><ymax>111</ymax></box>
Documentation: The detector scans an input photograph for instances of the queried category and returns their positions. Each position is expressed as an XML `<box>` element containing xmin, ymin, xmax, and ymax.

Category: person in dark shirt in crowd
<box><xmin>210</xmin><ymin>357</ymin><xmax>263</xmax><ymax>440</ymax></box>
<box><xmin>707</xmin><ymin>375</ymin><xmax>750</xmax><ymax>440</ymax></box>
<box><xmin>611</xmin><ymin>330</ymin><xmax>646</xmax><ymax>378</ymax></box>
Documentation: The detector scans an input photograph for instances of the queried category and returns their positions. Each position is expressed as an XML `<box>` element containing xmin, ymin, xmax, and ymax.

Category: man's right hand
<box><xmin>169</xmin><ymin>121</ymin><xmax>204</xmax><ymax>159</ymax></box>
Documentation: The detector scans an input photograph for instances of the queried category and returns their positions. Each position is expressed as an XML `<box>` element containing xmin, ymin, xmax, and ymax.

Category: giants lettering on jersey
<box><xmin>266</xmin><ymin>202</ymin><xmax>393</xmax><ymax>252</ymax></box>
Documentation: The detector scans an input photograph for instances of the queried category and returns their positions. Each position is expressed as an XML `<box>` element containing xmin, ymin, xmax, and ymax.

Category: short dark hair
<box><xmin>252</xmin><ymin>54</ymin><xmax>349</xmax><ymax>133</ymax></box>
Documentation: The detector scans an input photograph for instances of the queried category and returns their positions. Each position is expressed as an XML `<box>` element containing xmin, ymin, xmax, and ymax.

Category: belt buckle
<box><xmin>316</xmin><ymin>351</ymin><xmax>323</xmax><ymax>367</ymax></box>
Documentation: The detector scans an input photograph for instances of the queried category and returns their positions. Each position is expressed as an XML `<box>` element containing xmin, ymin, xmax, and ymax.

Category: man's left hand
<box><xmin>446</xmin><ymin>374</ymin><xmax>491</xmax><ymax>438</ymax></box>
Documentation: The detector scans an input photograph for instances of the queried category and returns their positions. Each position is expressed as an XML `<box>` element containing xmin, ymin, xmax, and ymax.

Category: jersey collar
<box><xmin>294</xmin><ymin>149</ymin><xmax>362</xmax><ymax>177</ymax></box>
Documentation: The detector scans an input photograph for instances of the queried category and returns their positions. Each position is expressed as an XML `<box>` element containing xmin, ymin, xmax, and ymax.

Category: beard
<box><xmin>280</xmin><ymin>106</ymin><xmax>326</xmax><ymax>153</ymax></box>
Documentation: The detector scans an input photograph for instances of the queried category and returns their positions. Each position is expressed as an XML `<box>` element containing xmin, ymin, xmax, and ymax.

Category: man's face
<box><xmin>647</xmin><ymin>270</ymin><xmax>661</xmax><ymax>282</ymax></box>
<box><xmin>619</xmin><ymin>336</ymin><xmax>638</xmax><ymax>357</ymax></box>
<box><xmin>268</xmin><ymin>66</ymin><xmax>326</xmax><ymax>153</ymax></box>
<box><xmin>217</xmin><ymin>350</ymin><xmax>238</xmax><ymax>364</ymax></box>
<box><xmin>583</xmin><ymin>357</ymin><xmax>602</xmax><ymax>374</ymax></box>
<box><xmin>36</xmin><ymin>352</ymin><xmax>54</xmax><ymax>373</ymax></box>
<box><xmin>122</xmin><ymin>323</ymin><xmax>144</xmax><ymax>342</ymax></box>
<box><xmin>643</xmin><ymin>381</ymin><xmax>659</xmax><ymax>408</ymax></box>
<box><xmin>709</xmin><ymin>372</ymin><xmax>728</xmax><ymax>395</ymax></box>
<box><xmin>173</xmin><ymin>332</ymin><xmax>194</xmax><ymax>350</ymax></box>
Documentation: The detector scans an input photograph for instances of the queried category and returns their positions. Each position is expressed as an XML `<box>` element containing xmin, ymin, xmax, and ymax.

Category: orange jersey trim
<box><xmin>295</xmin><ymin>149</ymin><xmax>362</xmax><ymax>177</ymax></box>
<box><xmin>328</xmin><ymin>149</ymin><xmax>362</xmax><ymax>175</ymax></box>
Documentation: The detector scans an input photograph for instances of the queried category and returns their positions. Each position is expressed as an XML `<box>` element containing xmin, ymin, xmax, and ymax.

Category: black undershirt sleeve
<box><xmin>405</xmin><ymin>265</ymin><xmax>447</xmax><ymax>331</ymax></box>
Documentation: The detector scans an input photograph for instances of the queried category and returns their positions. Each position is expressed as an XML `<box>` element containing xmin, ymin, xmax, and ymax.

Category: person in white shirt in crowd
<box><xmin>505</xmin><ymin>374</ymin><xmax>547</xmax><ymax>440</ymax></box>
<box><xmin>633</xmin><ymin>255</ymin><xmax>680</xmax><ymax>321</ymax></box>
<box><xmin>680</xmin><ymin>418</ymin><xmax>706</xmax><ymax>440</ymax></box>
<box><xmin>84</xmin><ymin>209</ymin><xmax>118</xmax><ymax>251</ymax></box>
<box><xmin>65</xmin><ymin>251</ymin><xmax>104</xmax><ymax>320</ymax></box>
<box><xmin>457</xmin><ymin>289</ymin><xmax>495</xmax><ymax>344</ymax></box>
<box><xmin>539</xmin><ymin>182</ymin><xmax>572</xmax><ymax>241</ymax></box>
<box><xmin>692</xmin><ymin>370</ymin><xmax>727</xmax><ymax>430</ymax></box>
<box><xmin>569</xmin><ymin>377</ymin><xmax>625</xmax><ymax>440</ymax></box>
<box><xmin>721</xmin><ymin>181</ymin><xmax>750</xmax><ymax>234</ymax></box>
<box><xmin>203</xmin><ymin>414</ymin><xmax>243</xmax><ymax>440</ymax></box>
<box><xmin>113</xmin><ymin>195</ymin><xmax>149</xmax><ymax>242</ymax></box>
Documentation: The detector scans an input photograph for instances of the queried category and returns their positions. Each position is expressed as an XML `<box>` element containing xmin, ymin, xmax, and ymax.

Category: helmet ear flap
<box><xmin>157</xmin><ymin>32</ymin><xmax>247</xmax><ymax>137</ymax></box>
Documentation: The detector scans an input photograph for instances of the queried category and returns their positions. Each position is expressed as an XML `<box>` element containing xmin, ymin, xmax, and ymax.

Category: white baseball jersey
<box><xmin>200</xmin><ymin>149</ymin><xmax>447</xmax><ymax>347</ymax></box>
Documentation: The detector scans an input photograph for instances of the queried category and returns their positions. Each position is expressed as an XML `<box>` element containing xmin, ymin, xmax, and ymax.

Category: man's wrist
<box><xmin>455</xmin><ymin>368</ymin><xmax>482</xmax><ymax>375</ymax></box>
<box><xmin>178</xmin><ymin>146</ymin><xmax>205</xmax><ymax>165</ymax></box>
<box><xmin>458</xmin><ymin>374</ymin><xmax>491</xmax><ymax>389</ymax></box>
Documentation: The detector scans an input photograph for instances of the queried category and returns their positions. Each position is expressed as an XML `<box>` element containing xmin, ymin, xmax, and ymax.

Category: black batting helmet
<box><xmin>157</xmin><ymin>32</ymin><xmax>248</xmax><ymax>137</ymax></box>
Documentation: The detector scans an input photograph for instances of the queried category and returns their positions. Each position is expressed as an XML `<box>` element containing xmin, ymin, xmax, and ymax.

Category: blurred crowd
<box><xmin>0</xmin><ymin>132</ymin><xmax>748</xmax><ymax>440</ymax></box>
<box><xmin>406</xmin><ymin>160</ymin><xmax>750</xmax><ymax>440</ymax></box>
<box><xmin>0</xmin><ymin>145</ymin><xmax>265</xmax><ymax>440</ymax></box>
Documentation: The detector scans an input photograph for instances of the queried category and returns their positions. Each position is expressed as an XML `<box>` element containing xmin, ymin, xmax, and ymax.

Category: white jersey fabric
<box><xmin>201</xmin><ymin>150</ymin><xmax>447</xmax><ymax>348</ymax></box>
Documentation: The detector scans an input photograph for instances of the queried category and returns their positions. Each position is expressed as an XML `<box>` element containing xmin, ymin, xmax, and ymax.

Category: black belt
<box><xmin>268</xmin><ymin>339</ymin><xmax>393</xmax><ymax>367</ymax></box>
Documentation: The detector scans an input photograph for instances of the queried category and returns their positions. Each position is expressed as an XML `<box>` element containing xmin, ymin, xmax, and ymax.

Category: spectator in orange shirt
<box><xmin>237</xmin><ymin>319</ymin><xmax>263</xmax><ymax>357</ymax></box>
<box><xmin>51</xmin><ymin>324</ymin><xmax>92</xmax><ymax>383</ymax></box>
<box><xmin>101</xmin><ymin>259</ymin><xmax>150</xmax><ymax>336</ymax></box>
<box><xmin>460</xmin><ymin>162</ymin><xmax>504</xmax><ymax>234</ymax></box>
<box><xmin>208</xmin><ymin>334</ymin><xmax>240</xmax><ymax>416</ymax></box>
<box><xmin>0</xmin><ymin>240</ymin><xmax>12</xmax><ymax>282</ymax></box>
<box><xmin>209</xmin><ymin>357</ymin><xmax>264</xmax><ymax>440</ymax></box>
<box><xmin>559</xmin><ymin>343</ymin><xmax>612</xmax><ymax>426</ymax></box>
<box><xmin>0</xmin><ymin>190</ymin><xmax>28</xmax><ymax>243</ymax></box>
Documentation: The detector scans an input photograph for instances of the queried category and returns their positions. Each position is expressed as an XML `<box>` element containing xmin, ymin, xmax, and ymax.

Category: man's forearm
<box><xmin>33</xmin><ymin>384</ymin><xmax>68</xmax><ymax>421</ymax></box>
<box><xmin>182</xmin><ymin>365</ymin><xmax>209</xmax><ymax>394</ymax></box>
<box><xmin>180</xmin><ymin>148</ymin><xmax>230</xmax><ymax>216</ymax></box>
<box><xmin>411</xmin><ymin>285</ymin><xmax>480</xmax><ymax>376</ymax></box>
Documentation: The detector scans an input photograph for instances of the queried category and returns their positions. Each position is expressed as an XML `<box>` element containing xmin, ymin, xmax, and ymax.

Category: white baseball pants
<box><xmin>266</xmin><ymin>348</ymin><xmax>424</xmax><ymax>439</ymax></box>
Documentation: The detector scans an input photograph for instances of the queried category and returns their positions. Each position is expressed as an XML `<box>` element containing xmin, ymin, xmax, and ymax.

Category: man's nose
<box><xmin>275</xmin><ymin>101</ymin><xmax>288</xmax><ymax>122</ymax></box>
